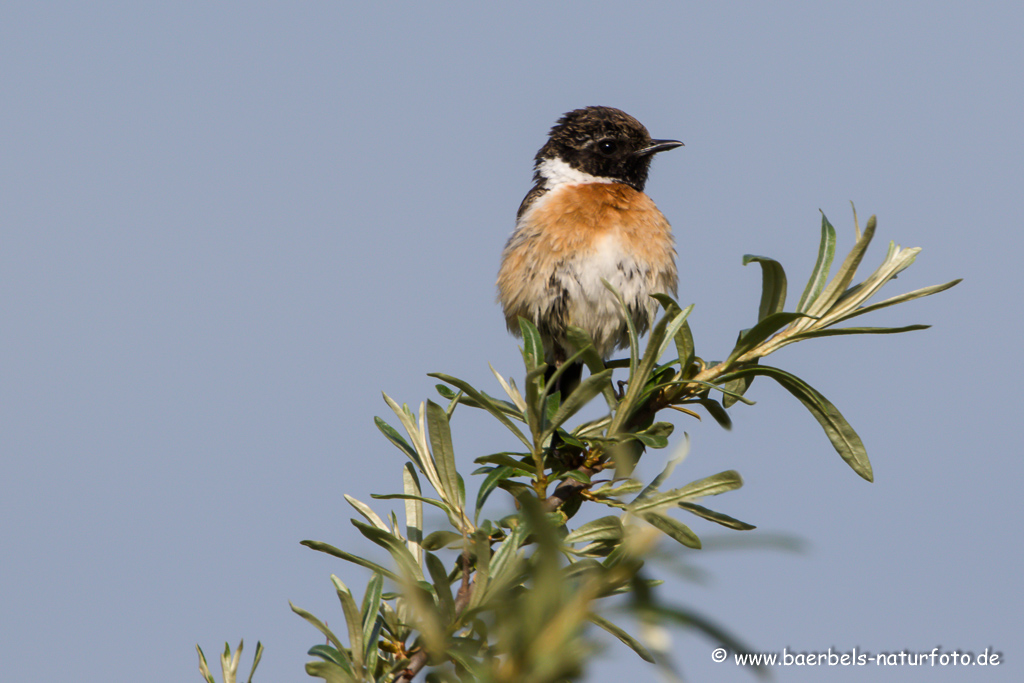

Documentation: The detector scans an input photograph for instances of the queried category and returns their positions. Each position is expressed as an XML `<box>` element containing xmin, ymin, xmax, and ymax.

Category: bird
<box><xmin>497</xmin><ymin>106</ymin><xmax>682</xmax><ymax>389</ymax></box>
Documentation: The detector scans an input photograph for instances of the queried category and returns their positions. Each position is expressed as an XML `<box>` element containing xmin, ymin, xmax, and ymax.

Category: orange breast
<box><xmin>497</xmin><ymin>182</ymin><xmax>678</xmax><ymax>360</ymax></box>
<box><xmin>524</xmin><ymin>183</ymin><xmax>674</xmax><ymax>263</ymax></box>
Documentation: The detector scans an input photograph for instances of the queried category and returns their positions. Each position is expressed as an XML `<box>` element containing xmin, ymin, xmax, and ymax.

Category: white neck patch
<box><xmin>536</xmin><ymin>156</ymin><xmax>616</xmax><ymax>188</ymax></box>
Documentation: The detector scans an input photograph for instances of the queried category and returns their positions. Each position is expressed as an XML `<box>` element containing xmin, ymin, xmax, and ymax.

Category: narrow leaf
<box><xmin>475</xmin><ymin>466</ymin><xmax>516</xmax><ymax>521</ymax></box>
<box><xmin>422</xmin><ymin>530</ymin><xmax>463</xmax><ymax>550</ymax></box>
<box><xmin>789</xmin><ymin>324</ymin><xmax>930</xmax><ymax>340</ymax></box>
<box><xmin>743</xmin><ymin>254</ymin><xmax>788</xmax><ymax>321</ymax></box>
<box><xmin>679</xmin><ymin>502</ymin><xmax>756</xmax><ymax>530</ymax></box>
<box><xmin>490</xmin><ymin>363</ymin><xmax>527</xmax><ymax>413</ymax></box>
<box><xmin>429</xmin><ymin>373</ymin><xmax>532</xmax><ymax>449</ymax></box>
<box><xmin>300</xmin><ymin>540</ymin><xmax>399</xmax><ymax>582</ymax></box>
<box><xmin>561</xmin><ymin>469</ymin><xmax>593</xmax><ymax>484</ymax></box>
<box><xmin>804</xmin><ymin>214</ymin><xmax>877</xmax><ymax>320</ymax></box>
<box><xmin>374</xmin><ymin>416</ymin><xmax>422</xmax><ymax>469</ymax></box>
<box><xmin>435</xmin><ymin>383</ymin><xmax>523</xmax><ymax>421</ymax></box>
<box><xmin>425</xmin><ymin>552</ymin><xmax>455</xmax><ymax>621</ymax></box>
<box><xmin>634</xmin><ymin>421</ymin><xmax>674</xmax><ymax>449</ymax></box>
<box><xmin>674</xmin><ymin>469</ymin><xmax>745</xmax><ymax>498</ymax></box>
<box><xmin>720</xmin><ymin>365</ymin><xmax>872</xmax><ymax>481</ymax></box>
<box><xmin>602</xmin><ymin>279</ymin><xmax>639</xmax><ymax>375</ymax></box>
<box><xmin>330</xmin><ymin>576</ymin><xmax>365</xmax><ymax>671</ymax></box>
<box><xmin>344</xmin><ymin>495</ymin><xmax>389</xmax><ymax>532</ymax></box>
<box><xmin>636</xmin><ymin>435</ymin><xmax>691</xmax><ymax>502</ymax></box>
<box><xmin>640</xmin><ymin>511</ymin><xmax>702</xmax><ymax>548</ymax></box>
<box><xmin>473</xmin><ymin>453</ymin><xmax>536</xmax><ymax>474</ymax></box>
<box><xmin>352</xmin><ymin>520</ymin><xmax>424</xmax><ymax>581</ymax></box>
<box><xmin>361</xmin><ymin>573</ymin><xmax>384</xmax><ymax>650</ymax></box>
<box><xmin>564</xmin><ymin>515</ymin><xmax>624</xmax><ymax>544</ymax></box>
<box><xmin>403</xmin><ymin>463</ymin><xmax>424</xmax><ymax>566</ymax></box>
<box><xmin>797</xmin><ymin>212</ymin><xmax>838</xmax><ymax>313</ymax></box>
<box><xmin>426</xmin><ymin>400</ymin><xmax>462</xmax><ymax>508</ymax></box>
<box><xmin>566</xmin><ymin>326</ymin><xmax>618</xmax><ymax>408</ymax></box>
<box><xmin>290</xmin><ymin>602</ymin><xmax>346</xmax><ymax>653</ymax></box>
<box><xmin>588</xmin><ymin>612</ymin><xmax>655</xmax><ymax>662</ymax></box>
<box><xmin>649</xmin><ymin>294</ymin><xmax>695</xmax><ymax>362</ymax></box>
<box><xmin>698</xmin><ymin>398</ymin><xmax>733</xmax><ymax>430</ymax></box>
<box><xmin>518</xmin><ymin>316</ymin><xmax>546</xmax><ymax>372</ymax></box>
<box><xmin>726</xmin><ymin>312</ymin><xmax>811</xmax><ymax>365</ymax></box>
<box><xmin>542</xmin><ymin>368</ymin><xmax>614</xmax><ymax>441</ymax></box>
<box><xmin>304</xmin><ymin>659</ymin><xmax>355</xmax><ymax>683</ymax></box>
<box><xmin>829</xmin><ymin>278</ymin><xmax>962</xmax><ymax>323</ymax></box>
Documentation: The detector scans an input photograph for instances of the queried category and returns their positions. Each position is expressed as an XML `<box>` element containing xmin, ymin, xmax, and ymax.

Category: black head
<box><xmin>534</xmin><ymin>106</ymin><xmax>682</xmax><ymax>192</ymax></box>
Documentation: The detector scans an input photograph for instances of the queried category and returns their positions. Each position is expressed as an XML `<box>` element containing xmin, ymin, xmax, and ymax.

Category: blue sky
<box><xmin>2</xmin><ymin>3</ymin><xmax>1020</xmax><ymax>682</ymax></box>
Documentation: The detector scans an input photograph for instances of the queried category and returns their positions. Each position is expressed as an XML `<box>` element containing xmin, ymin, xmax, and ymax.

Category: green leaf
<box><xmin>422</xmin><ymin>529</ymin><xmax>464</xmax><ymax>550</ymax></box>
<box><xmin>374</xmin><ymin>416</ymin><xmax>423</xmax><ymax>470</ymax></box>
<box><xmin>653</xmin><ymin>292</ymin><xmax>696</xmax><ymax>374</ymax></box>
<box><xmin>634</xmin><ymin>421</ymin><xmax>674</xmax><ymax>448</ymax></box>
<box><xmin>719</xmin><ymin>365</ymin><xmax>873</xmax><ymax>481</ymax></box>
<box><xmin>331</xmin><ymin>575</ymin><xmax>365</xmax><ymax>671</ymax></box>
<box><xmin>743</xmin><ymin>254</ymin><xmax>788</xmax><ymax>321</ymax></box>
<box><xmin>304</xmin><ymin>659</ymin><xmax>355</xmax><ymax>683</ymax></box>
<box><xmin>797</xmin><ymin>212</ymin><xmax>838</xmax><ymax>313</ymax></box>
<box><xmin>608</xmin><ymin>297</ymin><xmax>693</xmax><ymax>436</ymax></box>
<box><xmin>344</xmin><ymin>494</ymin><xmax>389</xmax><ymax>532</ymax></box>
<box><xmin>300</xmin><ymin>540</ymin><xmax>399</xmax><ymax>582</ymax></box>
<box><xmin>590</xmin><ymin>478</ymin><xmax>645</xmax><ymax>500</ymax></box>
<box><xmin>352</xmin><ymin>520</ymin><xmax>424</xmax><ymax>581</ymax></box>
<box><xmin>473</xmin><ymin>453</ymin><xmax>535</xmax><ymax>473</ymax></box>
<box><xmin>425</xmin><ymin>551</ymin><xmax>455</xmax><ymax>621</ymax></box>
<box><xmin>476</xmin><ymin>466</ymin><xmax>516</xmax><ymax>522</ymax></box>
<box><xmin>726</xmin><ymin>312</ymin><xmax>812</xmax><ymax>365</ymax></box>
<box><xmin>636</xmin><ymin>436</ymin><xmax>690</xmax><ymax>501</ymax></box>
<box><xmin>675</xmin><ymin>470</ymin><xmax>745</xmax><ymax>498</ymax></box>
<box><xmin>679</xmin><ymin>502</ymin><xmax>756</xmax><ymax>530</ymax></box>
<box><xmin>306</xmin><ymin>644</ymin><xmax>348</xmax><ymax>667</ymax></box>
<box><xmin>697</xmin><ymin>398</ymin><xmax>733</xmax><ymax>430</ymax></box>
<box><xmin>247</xmin><ymin>642</ymin><xmax>263</xmax><ymax>683</ymax></box>
<box><xmin>291</xmin><ymin>601</ymin><xmax>347</xmax><ymax>654</ymax></box>
<box><xmin>563</xmin><ymin>515</ymin><xmax>624</xmax><ymax>544</ymax></box>
<box><xmin>522</xmin><ymin>364</ymin><xmax>547</xmax><ymax>444</ymax></box>
<box><xmin>489</xmin><ymin>363</ymin><xmax>528</xmax><ymax>413</ymax></box>
<box><xmin>804</xmin><ymin>214</ymin><xmax>877</xmax><ymax>319</ymax></box>
<box><xmin>640</xmin><ymin>511</ymin><xmax>702</xmax><ymax>548</ymax></box>
<box><xmin>829</xmin><ymin>278</ymin><xmax>962</xmax><ymax>323</ymax></box>
<box><xmin>565</xmin><ymin>326</ymin><xmax>617</xmax><ymax>408</ymax></box>
<box><xmin>542</xmin><ymin>368</ymin><xmax>614</xmax><ymax>442</ymax></box>
<box><xmin>631</xmin><ymin>470</ymin><xmax>743</xmax><ymax>513</ymax></box>
<box><xmin>560</xmin><ymin>469</ymin><xmax>593</xmax><ymax>485</ymax></box>
<box><xmin>790</xmin><ymin>324</ymin><xmax>930</xmax><ymax>340</ymax></box>
<box><xmin>721</xmin><ymin>355</ymin><xmax>757</xmax><ymax>409</ymax></box>
<box><xmin>435</xmin><ymin>383</ymin><xmax>523</xmax><ymax>421</ymax></box>
<box><xmin>360</xmin><ymin>573</ymin><xmax>384</xmax><ymax>664</ymax></box>
<box><xmin>426</xmin><ymin>400</ymin><xmax>462</xmax><ymax>508</ymax></box>
<box><xmin>402</xmin><ymin>463</ymin><xmax>424</xmax><ymax>566</ymax></box>
<box><xmin>480</xmin><ymin>524</ymin><xmax>527</xmax><ymax>604</ymax></box>
<box><xmin>650</xmin><ymin>294</ymin><xmax>695</xmax><ymax>362</ymax></box>
<box><xmin>518</xmin><ymin>316</ymin><xmax>546</xmax><ymax>371</ymax></box>
<box><xmin>370</xmin><ymin>492</ymin><xmax>466</xmax><ymax>532</ymax></box>
<box><xmin>588</xmin><ymin>612</ymin><xmax>655</xmax><ymax>662</ymax></box>
<box><xmin>602</xmin><ymin>279</ymin><xmax>639</xmax><ymax>375</ymax></box>
<box><xmin>428</xmin><ymin>374</ymin><xmax>533</xmax><ymax>450</ymax></box>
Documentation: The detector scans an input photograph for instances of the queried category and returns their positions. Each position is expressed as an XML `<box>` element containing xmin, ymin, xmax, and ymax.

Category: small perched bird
<box><xmin>497</xmin><ymin>106</ymin><xmax>682</xmax><ymax>380</ymax></box>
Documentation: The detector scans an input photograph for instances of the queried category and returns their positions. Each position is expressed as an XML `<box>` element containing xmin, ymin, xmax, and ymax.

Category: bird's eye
<box><xmin>597</xmin><ymin>139</ymin><xmax>618</xmax><ymax>155</ymax></box>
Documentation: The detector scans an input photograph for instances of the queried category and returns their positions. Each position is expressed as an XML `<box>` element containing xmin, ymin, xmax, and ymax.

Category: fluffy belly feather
<box><xmin>497</xmin><ymin>182</ymin><xmax>677</xmax><ymax>363</ymax></box>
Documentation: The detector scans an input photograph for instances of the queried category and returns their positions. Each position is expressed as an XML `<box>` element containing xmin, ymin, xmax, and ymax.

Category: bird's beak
<box><xmin>634</xmin><ymin>139</ymin><xmax>684</xmax><ymax>157</ymax></box>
